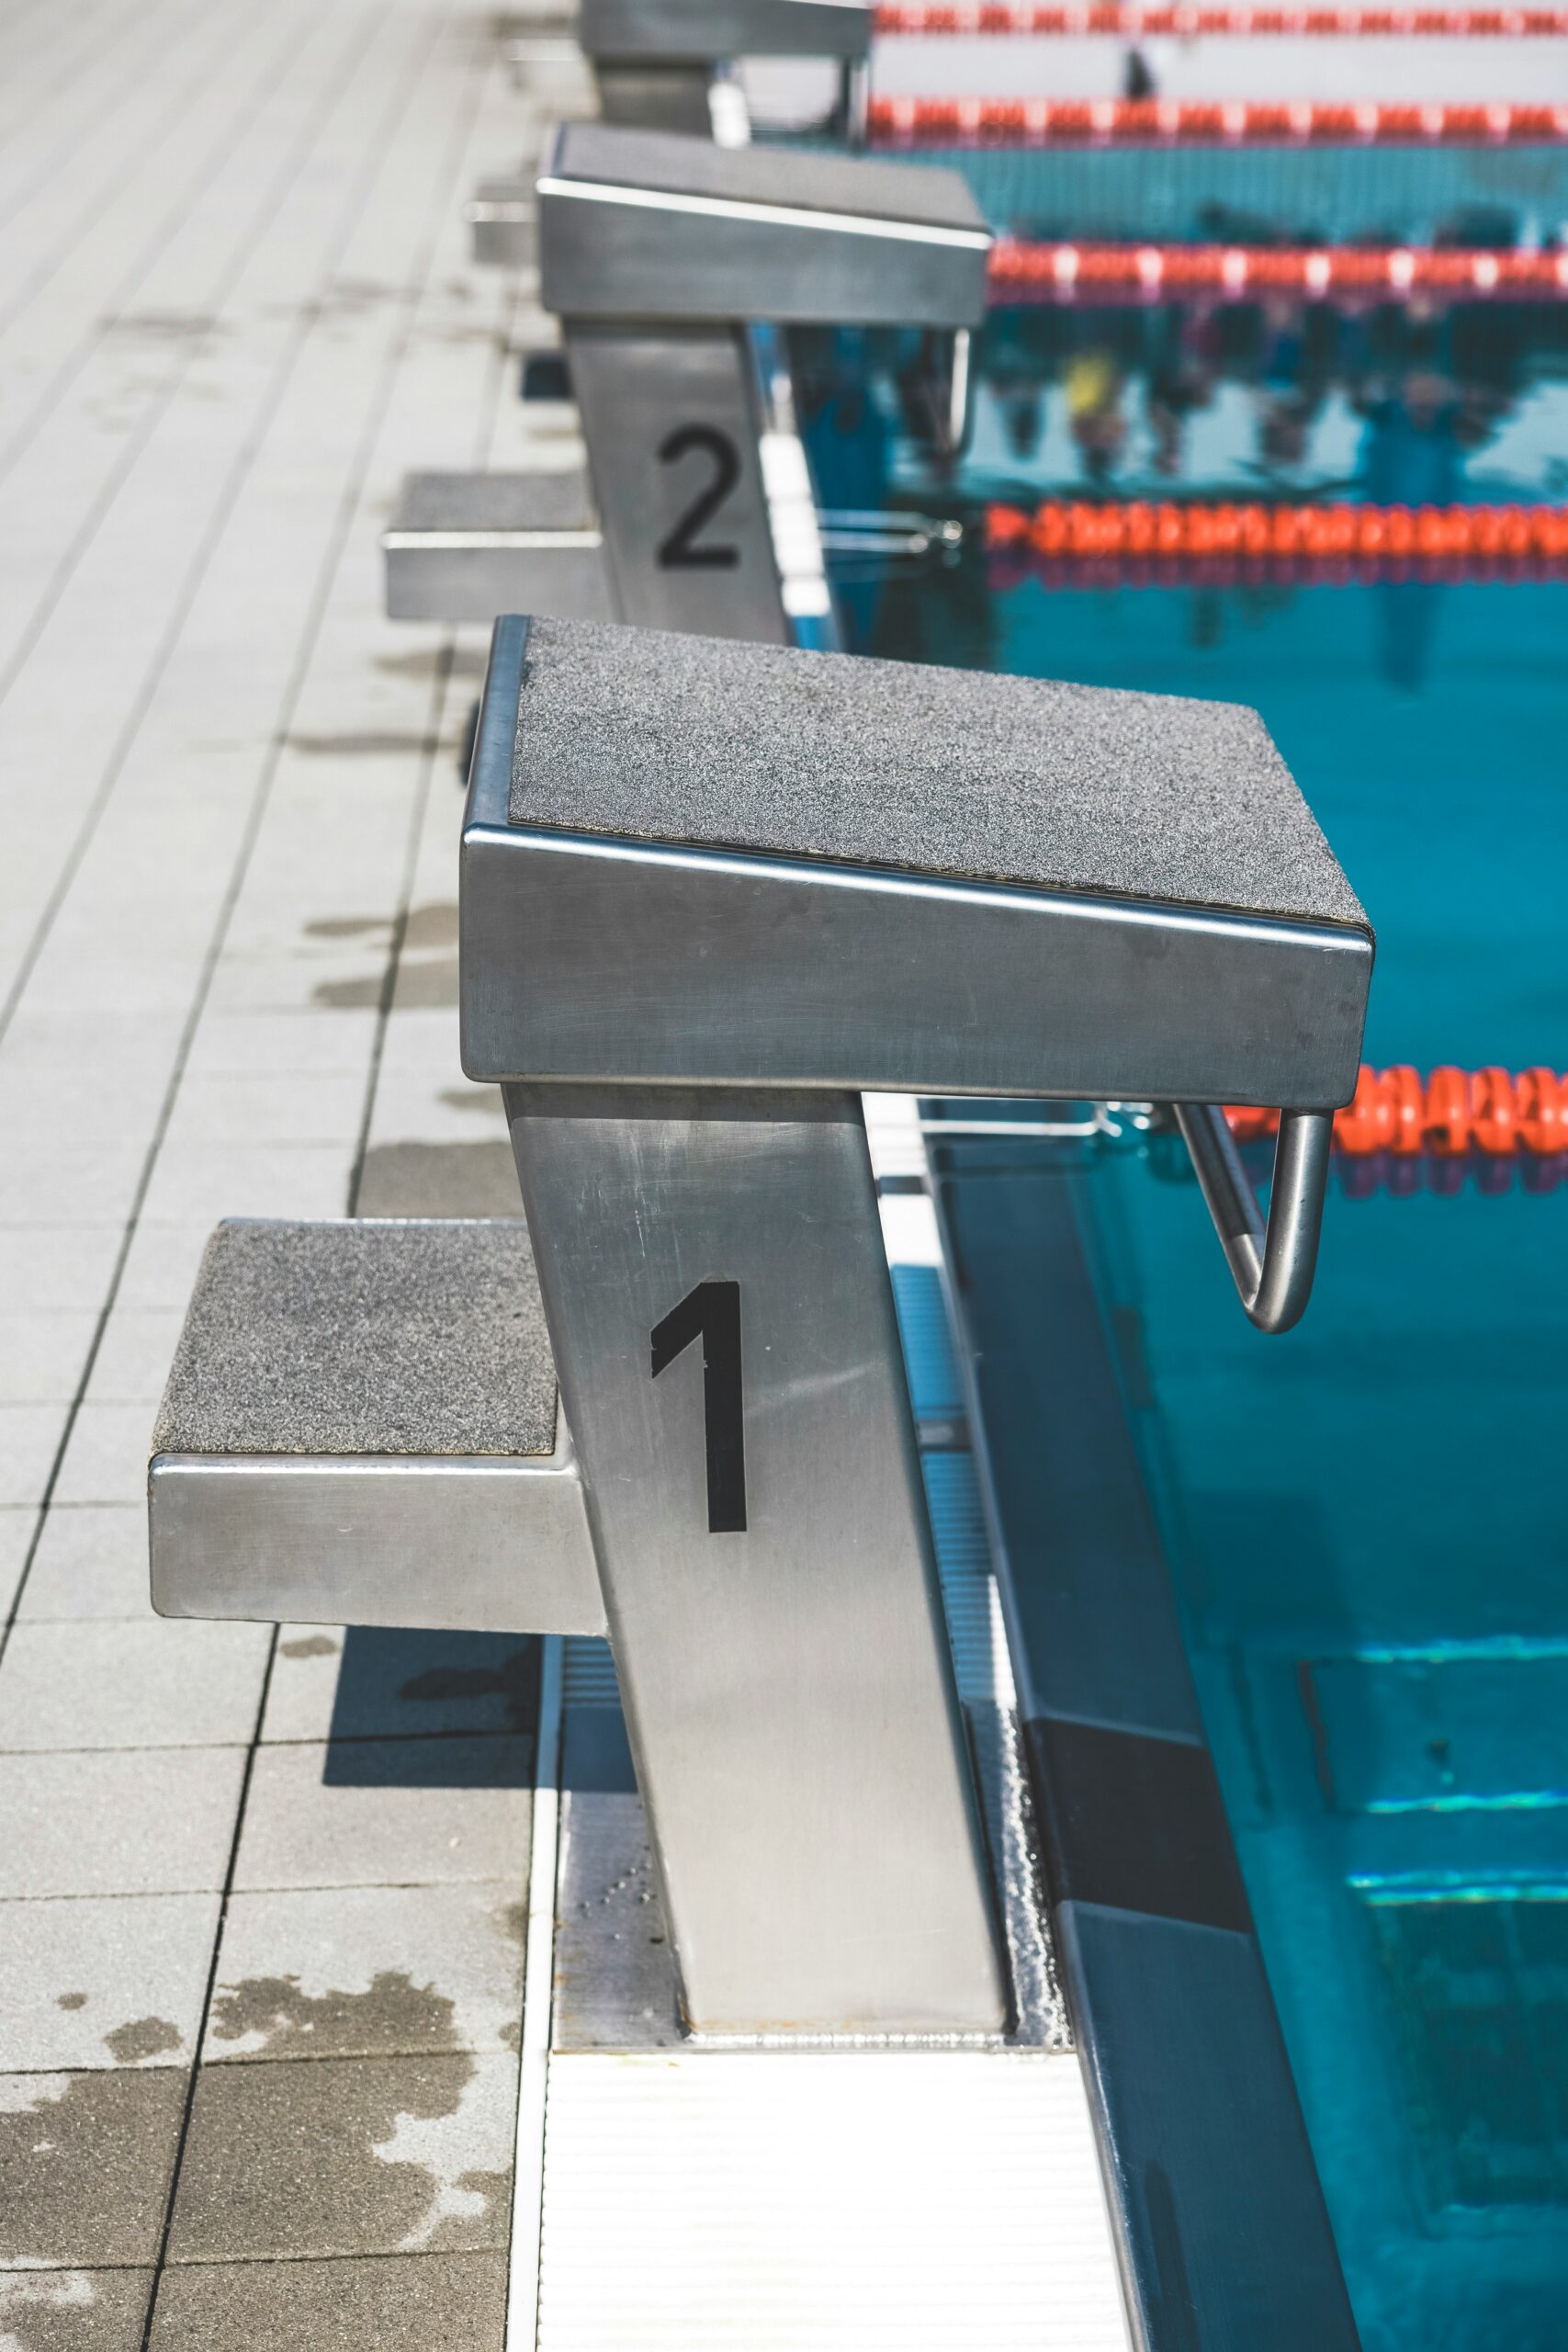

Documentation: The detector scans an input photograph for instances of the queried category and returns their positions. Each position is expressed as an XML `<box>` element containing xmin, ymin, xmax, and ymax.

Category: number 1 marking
<box><xmin>650</xmin><ymin>1280</ymin><xmax>747</xmax><ymax>1533</ymax></box>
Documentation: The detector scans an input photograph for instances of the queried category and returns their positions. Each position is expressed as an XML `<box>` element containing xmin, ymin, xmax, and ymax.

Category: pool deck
<box><xmin>0</xmin><ymin>2</ymin><xmax>583</xmax><ymax>2342</ymax></box>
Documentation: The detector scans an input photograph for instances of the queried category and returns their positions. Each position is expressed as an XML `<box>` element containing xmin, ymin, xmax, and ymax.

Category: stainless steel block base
<box><xmin>564</xmin><ymin>323</ymin><xmax>794</xmax><ymax>641</ymax></box>
<box><xmin>594</xmin><ymin>61</ymin><xmax>712</xmax><ymax>132</ymax></box>
<box><xmin>508</xmin><ymin>1082</ymin><xmax>1010</xmax><ymax>2037</ymax></box>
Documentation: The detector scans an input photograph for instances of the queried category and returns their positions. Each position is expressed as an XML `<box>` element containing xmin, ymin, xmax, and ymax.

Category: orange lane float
<box><xmin>987</xmin><ymin>240</ymin><xmax>1568</xmax><ymax>303</ymax></box>
<box><xmin>984</xmin><ymin>500</ymin><xmax>1568</xmax><ymax>582</ymax></box>
<box><xmin>875</xmin><ymin>6</ymin><xmax>1568</xmax><ymax>32</ymax></box>
<box><xmin>869</xmin><ymin>95</ymin><xmax>1568</xmax><ymax>143</ymax></box>
<box><xmin>1225</xmin><ymin>1068</ymin><xmax>1568</xmax><ymax>1155</ymax></box>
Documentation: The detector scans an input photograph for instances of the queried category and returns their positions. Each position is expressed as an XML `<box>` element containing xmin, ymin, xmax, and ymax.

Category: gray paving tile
<box><xmin>111</xmin><ymin>1228</ymin><xmax>211</xmax><ymax>1317</ymax></box>
<box><xmin>165</xmin><ymin>2051</ymin><xmax>517</xmax><ymax>2261</ymax></box>
<box><xmin>204</xmin><ymin>1883</ymin><xmax>525</xmax><ymax>2064</ymax></box>
<box><xmin>0</xmin><ymin>1622</ymin><xmax>270</xmax><ymax>1752</ymax></box>
<box><xmin>255</xmin><ymin>1625</ymin><xmax>346</xmax><ymax>1737</ymax></box>
<box><xmin>146</xmin><ymin>2251</ymin><xmax>506</xmax><ymax>2351</ymax></box>
<box><xmin>84</xmin><ymin>1313</ymin><xmax>185</xmax><ymax>1408</ymax></box>
<box><xmin>0</xmin><ymin>1749</ymin><xmax>247</xmax><ymax>1898</ymax></box>
<box><xmin>355</xmin><ymin>1137</ymin><xmax>520</xmax><ymax>1217</ymax></box>
<box><xmin>0</xmin><ymin>1317</ymin><xmax>97</xmax><ymax>1408</ymax></box>
<box><xmin>137</xmin><ymin>1143</ymin><xmax>351</xmax><ymax>1228</ymax></box>
<box><xmin>16</xmin><ymin>1508</ymin><xmax>151</xmax><ymax>1623</ymax></box>
<box><xmin>0</xmin><ymin>2267</ymin><xmax>153</xmax><ymax>2352</ymax></box>
<box><xmin>234</xmin><ymin>1739</ymin><xmax>533</xmax><ymax>1892</ymax></box>
<box><xmin>0</xmin><ymin>1145</ymin><xmax>150</xmax><ymax>1230</ymax></box>
<box><xmin>0</xmin><ymin>1405</ymin><xmax>66</xmax><ymax>1510</ymax></box>
<box><xmin>0</xmin><ymin>1895</ymin><xmax>220</xmax><ymax>2073</ymax></box>
<box><xmin>0</xmin><ymin>1231</ymin><xmax>125</xmax><ymax>1319</ymax></box>
<box><xmin>0</xmin><ymin>1510</ymin><xmax>34</xmax><ymax>1619</ymax></box>
<box><xmin>184</xmin><ymin>1010</ymin><xmax>377</xmax><ymax>1079</ymax></box>
<box><xmin>263</xmin><ymin>1627</ymin><xmax>539</xmax><ymax>1745</ymax></box>
<box><xmin>0</xmin><ymin>2068</ymin><xmax>186</xmax><ymax>2267</ymax></box>
<box><xmin>51</xmin><ymin>1406</ymin><xmax>152</xmax><ymax>1509</ymax></box>
<box><xmin>161</xmin><ymin>1070</ymin><xmax>368</xmax><ymax>1150</ymax></box>
<box><xmin>0</xmin><ymin>1016</ymin><xmax>182</xmax><ymax>1107</ymax></box>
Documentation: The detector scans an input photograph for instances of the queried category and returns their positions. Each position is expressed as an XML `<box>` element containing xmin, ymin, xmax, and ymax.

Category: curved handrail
<box><xmin>1172</xmin><ymin>1102</ymin><xmax>1335</xmax><ymax>1334</ymax></box>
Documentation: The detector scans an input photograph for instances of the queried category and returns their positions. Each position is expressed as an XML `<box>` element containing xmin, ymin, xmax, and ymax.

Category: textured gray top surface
<box><xmin>549</xmin><ymin>122</ymin><xmax>987</xmax><ymax>236</ymax></box>
<box><xmin>153</xmin><ymin>1221</ymin><xmax>558</xmax><ymax>1459</ymax></box>
<box><xmin>394</xmin><ymin>470</ymin><xmax>593</xmax><ymax>534</ymax></box>
<box><xmin>509</xmin><ymin>618</ymin><xmax>1368</xmax><ymax>931</ymax></box>
<box><xmin>581</xmin><ymin>0</ymin><xmax>870</xmax><ymax>62</ymax></box>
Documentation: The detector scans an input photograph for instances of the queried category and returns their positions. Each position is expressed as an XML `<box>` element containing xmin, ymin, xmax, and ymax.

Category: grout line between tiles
<box><xmin>135</xmin><ymin>1624</ymin><xmax>278</xmax><ymax>2348</ymax></box>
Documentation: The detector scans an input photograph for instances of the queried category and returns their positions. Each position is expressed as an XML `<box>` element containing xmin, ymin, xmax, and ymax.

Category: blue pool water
<box><xmin>1068</xmin><ymin>588</ymin><xmax>1568</xmax><ymax>2343</ymax></box>
<box><xmin>798</xmin><ymin>275</ymin><xmax>1568</xmax><ymax>2343</ymax></box>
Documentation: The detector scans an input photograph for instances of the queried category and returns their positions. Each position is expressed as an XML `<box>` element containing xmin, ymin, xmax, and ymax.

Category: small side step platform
<box><xmin>468</xmin><ymin>175</ymin><xmax>536</xmax><ymax>269</ymax></box>
<box><xmin>148</xmin><ymin>1219</ymin><xmax>604</xmax><ymax>1636</ymax></box>
<box><xmin>383</xmin><ymin>471</ymin><xmax>610</xmax><ymax>624</ymax></box>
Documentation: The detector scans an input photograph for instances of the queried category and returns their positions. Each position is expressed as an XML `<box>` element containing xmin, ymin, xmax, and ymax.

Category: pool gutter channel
<box><xmin>924</xmin><ymin>1115</ymin><xmax>1363</xmax><ymax>2352</ymax></box>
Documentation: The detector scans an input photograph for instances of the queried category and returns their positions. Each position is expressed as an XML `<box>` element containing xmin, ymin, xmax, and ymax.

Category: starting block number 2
<box><xmin>655</xmin><ymin>425</ymin><xmax>741</xmax><ymax>572</ymax></box>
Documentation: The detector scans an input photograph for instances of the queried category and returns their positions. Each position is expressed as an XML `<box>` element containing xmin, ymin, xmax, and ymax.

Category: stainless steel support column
<box><xmin>593</xmin><ymin>61</ymin><xmax>714</xmax><ymax>130</ymax></box>
<box><xmin>564</xmin><ymin>324</ymin><xmax>791</xmax><ymax>642</ymax></box>
<box><xmin>503</xmin><ymin>1081</ymin><xmax>1009</xmax><ymax>2037</ymax></box>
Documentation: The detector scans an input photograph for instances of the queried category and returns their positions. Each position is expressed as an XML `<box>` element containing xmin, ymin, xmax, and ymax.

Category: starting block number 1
<box><xmin>651</xmin><ymin>1280</ymin><xmax>748</xmax><ymax>1533</ymax></box>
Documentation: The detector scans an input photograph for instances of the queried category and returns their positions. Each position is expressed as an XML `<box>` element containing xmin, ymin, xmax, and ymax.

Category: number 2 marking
<box><xmin>655</xmin><ymin>424</ymin><xmax>741</xmax><ymax>571</ymax></box>
<box><xmin>650</xmin><ymin>1280</ymin><xmax>747</xmax><ymax>1533</ymax></box>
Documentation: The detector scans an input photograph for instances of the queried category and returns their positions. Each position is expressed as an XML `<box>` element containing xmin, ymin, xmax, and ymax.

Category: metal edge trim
<box><xmin>536</xmin><ymin>175</ymin><xmax>994</xmax><ymax>254</ymax></box>
<box><xmin>466</xmin><ymin>816</ymin><xmax>1375</xmax><ymax>981</ymax></box>
<box><xmin>460</xmin><ymin>821</ymin><xmax>1370</xmax><ymax>1103</ymax></box>
<box><xmin>148</xmin><ymin>1443</ymin><xmax>581</xmax><ymax>1487</ymax></box>
<box><xmin>465</xmin><ymin>614</ymin><xmax>531</xmax><ymax>833</ymax></box>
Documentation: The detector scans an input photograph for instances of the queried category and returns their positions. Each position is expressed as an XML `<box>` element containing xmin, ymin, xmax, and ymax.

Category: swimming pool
<box><xmin>1048</xmin><ymin>558</ymin><xmax>1568</xmax><ymax>2347</ymax></box>
<box><xmin>795</xmin><ymin>222</ymin><xmax>1568</xmax><ymax>2345</ymax></box>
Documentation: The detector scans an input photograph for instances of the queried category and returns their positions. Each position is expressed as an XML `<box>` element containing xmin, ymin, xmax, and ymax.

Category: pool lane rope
<box><xmin>876</xmin><ymin>5</ymin><xmax>1568</xmax><ymax>32</ymax></box>
<box><xmin>987</xmin><ymin>241</ymin><xmax>1568</xmax><ymax>302</ymax></box>
<box><xmin>1228</xmin><ymin>1069</ymin><xmax>1568</xmax><ymax>1155</ymax></box>
<box><xmin>985</xmin><ymin>501</ymin><xmax>1568</xmax><ymax>581</ymax></box>
<box><xmin>869</xmin><ymin>96</ymin><xmax>1568</xmax><ymax>142</ymax></box>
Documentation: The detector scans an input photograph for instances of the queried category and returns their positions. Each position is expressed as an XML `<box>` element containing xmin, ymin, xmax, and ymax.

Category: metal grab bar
<box><xmin>1172</xmin><ymin>1102</ymin><xmax>1336</xmax><ymax>1335</ymax></box>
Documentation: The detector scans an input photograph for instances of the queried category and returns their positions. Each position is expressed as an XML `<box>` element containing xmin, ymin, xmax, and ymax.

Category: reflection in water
<box><xmin>1065</xmin><ymin>345</ymin><xmax>1128</xmax><ymax>483</ymax></box>
<box><xmin>789</xmin><ymin>286</ymin><xmax>1565</xmax><ymax>689</ymax></box>
<box><xmin>1373</xmin><ymin>578</ymin><xmax>1444</xmax><ymax>692</ymax></box>
<box><xmin>968</xmin><ymin>292</ymin><xmax>1545</xmax><ymax>497</ymax></box>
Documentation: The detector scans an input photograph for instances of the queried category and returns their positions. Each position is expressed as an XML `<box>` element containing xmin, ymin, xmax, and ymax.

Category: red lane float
<box><xmin>869</xmin><ymin>95</ymin><xmax>1568</xmax><ymax>142</ymax></box>
<box><xmin>1225</xmin><ymin>1068</ymin><xmax>1568</xmax><ymax>1154</ymax></box>
<box><xmin>987</xmin><ymin>240</ymin><xmax>1568</xmax><ymax>302</ymax></box>
<box><xmin>876</xmin><ymin>5</ymin><xmax>1568</xmax><ymax>33</ymax></box>
<box><xmin>985</xmin><ymin>500</ymin><xmax>1568</xmax><ymax>582</ymax></box>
